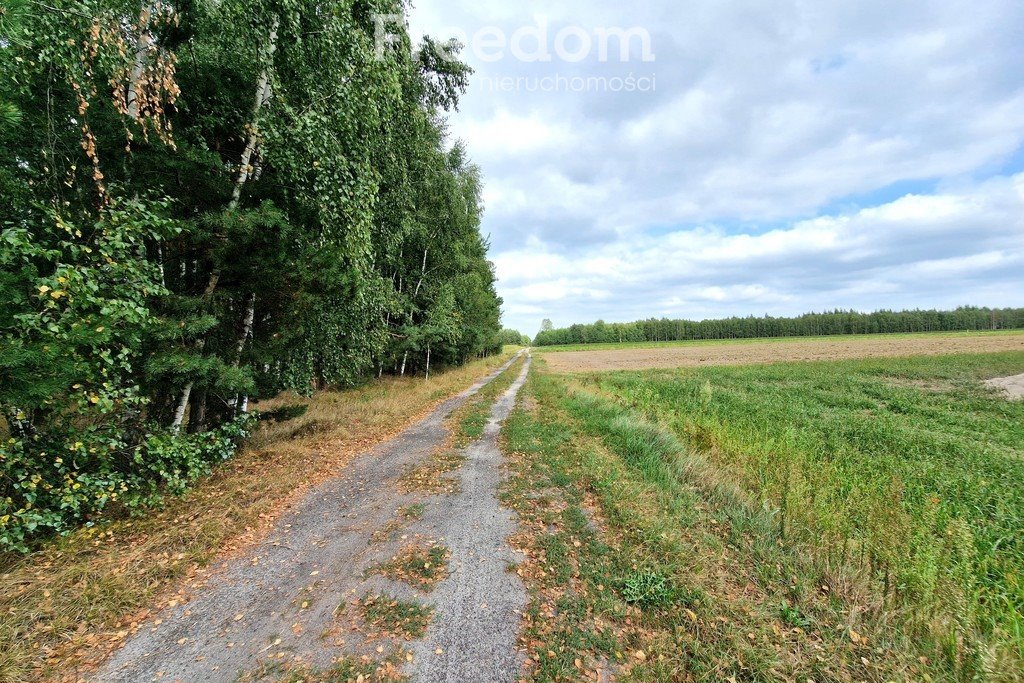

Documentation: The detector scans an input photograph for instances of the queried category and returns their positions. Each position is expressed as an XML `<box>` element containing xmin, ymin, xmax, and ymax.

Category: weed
<box><xmin>372</xmin><ymin>544</ymin><xmax>450</xmax><ymax>590</ymax></box>
<box><xmin>621</xmin><ymin>571</ymin><xmax>671</xmax><ymax>608</ymax></box>
<box><xmin>360</xmin><ymin>595</ymin><xmax>434</xmax><ymax>639</ymax></box>
<box><xmin>400</xmin><ymin>503</ymin><xmax>425</xmax><ymax>520</ymax></box>
<box><xmin>778</xmin><ymin>602</ymin><xmax>811</xmax><ymax>629</ymax></box>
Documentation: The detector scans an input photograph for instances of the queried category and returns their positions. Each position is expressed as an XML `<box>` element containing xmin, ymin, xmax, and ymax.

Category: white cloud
<box><xmin>494</xmin><ymin>176</ymin><xmax>1024</xmax><ymax>330</ymax></box>
<box><xmin>410</xmin><ymin>0</ymin><xmax>1024</xmax><ymax>333</ymax></box>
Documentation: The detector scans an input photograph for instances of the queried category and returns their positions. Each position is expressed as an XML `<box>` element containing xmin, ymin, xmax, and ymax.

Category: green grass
<box><xmin>532</xmin><ymin>328</ymin><xmax>1024</xmax><ymax>353</ymax></box>
<box><xmin>450</xmin><ymin>354</ymin><xmax>526</xmax><ymax>445</ymax></box>
<box><xmin>582</xmin><ymin>351</ymin><xmax>1024</xmax><ymax>677</ymax></box>
<box><xmin>237</xmin><ymin>655</ymin><xmax>405</xmax><ymax>682</ymax></box>
<box><xmin>503</xmin><ymin>352</ymin><xmax>1024</xmax><ymax>681</ymax></box>
<box><xmin>502</xmin><ymin>371</ymin><xmax>898</xmax><ymax>682</ymax></box>
<box><xmin>360</xmin><ymin>595</ymin><xmax>434</xmax><ymax>639</ymax></box>
<box><xmin>372</xmin><ymin>543</ymin><xmax>450</xmax><ymax>590</ymax></box>
<box><xmin>399</xmin><ymin>503</ymin><xmax>426</xmax><ymax>520</ymax></box>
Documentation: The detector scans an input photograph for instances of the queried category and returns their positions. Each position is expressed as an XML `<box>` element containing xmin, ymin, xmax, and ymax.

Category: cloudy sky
<box><xmin>408</xmin><ymin>1</ymin><xmax>1024</xmax><ymax>335</ymax></box>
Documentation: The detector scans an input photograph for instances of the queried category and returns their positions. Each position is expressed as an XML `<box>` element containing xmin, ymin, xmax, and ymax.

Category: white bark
<box><xmin>413</xmin><ymin>248</ymin><xmax>428</xmax><ymax>297</ymax></box>
<box><xmin>126</xmin><ymin>5</ymin><xmax>154</xmax><ymax>120</ymax></box>
<box><xmin>425</xmin><ymin>343</ymin><xmax>431</xmax><ymax>381</ymax></box>
<box><xmin>230</xmin><ymin>15</ymin><xmax>280</xmax><ymax>210</ymax></box>
<box><xmin>234</xmin><ymin>294</ymin><xmax>257</xmax><ymax>361</ymax></box>
<box><xmin>231</xmin><ymin>294</ymin><xmax>257</xmax><ymax>412</ymax></box>
<box><xmin>171</xmin><ymin>381</ymin><xmax>192</xmax><ymax>434</ymax></box>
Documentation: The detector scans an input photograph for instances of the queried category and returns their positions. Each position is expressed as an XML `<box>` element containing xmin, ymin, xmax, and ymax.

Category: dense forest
<box><xmin>0</xmin><ymin>0</ymin><xmax>505</xmax><ymax>550</ymax></box>
<box><xmin>533</xmin><ymin>307</ymin><xmax>1024</xmax><ymax>346</ymax></box>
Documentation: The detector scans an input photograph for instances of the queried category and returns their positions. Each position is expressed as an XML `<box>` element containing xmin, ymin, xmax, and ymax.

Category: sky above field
<box><xmin>407</xmin><ymin>1</ymin><xmax>1024</xmax><ymax>335</ymax></box>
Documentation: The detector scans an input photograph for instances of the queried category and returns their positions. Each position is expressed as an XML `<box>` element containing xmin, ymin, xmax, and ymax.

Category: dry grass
<box><xmin>0</xmin><ymin>352</ymin><xmax>514</xmax><ymax>683</ymax></box>
<box><xmin>541</xmin><ymin>330</ymin><xmax>1024</xmax><ymax>373</ymax></box>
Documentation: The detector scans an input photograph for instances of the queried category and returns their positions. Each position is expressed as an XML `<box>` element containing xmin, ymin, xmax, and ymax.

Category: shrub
<box><xmin>0</xmin><ymin>414</ymin><xmax>256</xmax><ymax>553</ymax></box>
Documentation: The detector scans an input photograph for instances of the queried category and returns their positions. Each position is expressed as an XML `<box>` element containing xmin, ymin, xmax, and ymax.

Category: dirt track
<box><xmin>986</xmin><ymin>372</ymin><xmax>1024</xmax><ymax>399</ymax></box>
<box><xmin>94</xmin><ymin>353</ymin><xmax>531</xmax><ymax>683</ymax></box>
<box><xmin>540</xmin><ymin>333</ymin><xmax>1024</xmax><ymax>373</ymax></box>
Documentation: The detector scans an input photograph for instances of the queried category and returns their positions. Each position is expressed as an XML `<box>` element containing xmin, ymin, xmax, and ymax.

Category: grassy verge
<box><xmin>503</xmin><ymin>370</ymin><xmax>903</xmax><ymax>682</ymax></box>
<box><xmin>580</xmin><ymin>352</ymin><xmax>1024</xmax><ymax>678</ymax></box>
<box><xmin>448</xmin><ymin>352</ymin><xmax>526</xmax><ymax>446</ymax></box>
<box><xmin>502</xmin><ymin>355</ymin><xmax>1024</xmax><ymax>681</ymax></box>
<box><xmin>533</xmin><ymin>329</ymin><xmax>1024</xmax><ymax>353</ymax></box>
<box><xmin>0</xmin><ymin>351</ymin><xmax>515</xmax><ymax>683</ymax></box>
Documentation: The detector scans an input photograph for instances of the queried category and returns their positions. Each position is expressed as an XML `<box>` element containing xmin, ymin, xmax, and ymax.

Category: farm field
<box><xmin>537</xmin><ymin>329</ymin><xmax>1024</xmax><ymax>372</ymax></box>
<box><xmin>504</xmin><ymin>349</ymin><xmax>1024</xmax><ymax>681</ymax></box>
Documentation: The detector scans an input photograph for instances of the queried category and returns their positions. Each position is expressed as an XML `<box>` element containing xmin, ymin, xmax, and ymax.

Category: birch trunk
<box><xmin>126</xmin><ymin>4</ymin><xmax>153</xmax><ymax>121</ymax></box>
<box><xmin>233</xmin><ymin>293</ymin><xmax>257</xmax><ymax>412</ymax></box>
<box><xmin>173</xmin><ymin>18</ymin><xmax>279</xmax><ymax>432</ymax></box>
<box><xmin>229</xmin><ymin>14</ymin><xmax>279</xmax><ymax>210</ymax></box>
<box><xmin>397</xmin><ymin>248</ymin><xmax>427</xmax><ymax>380</ymax></box>
<box><xmin>425</xmin><ymin>343</ymin><xmax>431</xmax><ymax>381</ymax></box>
<box><xmin>171</xmin><ymin>381</ymin><xmax>192</xmax><ymax>434</ymax></box>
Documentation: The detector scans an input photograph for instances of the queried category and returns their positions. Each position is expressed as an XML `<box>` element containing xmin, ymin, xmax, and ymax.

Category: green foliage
<box><xmin>590</xmin><ymin>352</ymin><xmax>1024</xmax><ymax>674</ymax></box>
<box><xmin>495</xmin><ymin>328</ymin><xmax>531</xmax><ymax>347</ymax></box>
<box><xmin>0</xmin><ymin>0</ymin><xmax>501</xmax><ymax>551</ymax></box>
<box><xmin>622</xmin><ymin>571</ymin><xmax>672</xmax><ymax>607</ymax></box>
<box><xmin>534</xmin><ymin>307</ymin><xmax>1024</xmax><ymax>346</ymax></box>
<box><xmin>0</xmin><ymin>413</ymin><xmax>255</xmax><ymax>553</ymax></box>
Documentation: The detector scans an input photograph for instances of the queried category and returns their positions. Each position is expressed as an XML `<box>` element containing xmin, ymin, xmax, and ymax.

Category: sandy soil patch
<box><xmin>986</xmin><ymin>373</ymin><xmax>1024</xmax><ymax>400</ymax></box>
<box><xmin>541</xmin><ymin>333</ymin><xmax>1024</xmax><ymax>373</ymax></box>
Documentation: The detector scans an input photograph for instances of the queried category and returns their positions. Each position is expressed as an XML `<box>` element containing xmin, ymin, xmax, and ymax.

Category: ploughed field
<box><xmin>512</xmin><ymin>346</ymin><xmax>1024</xmax><ymax>679</ymax></box>
<box><xmin>536</xmin><ymin>330</ymin><xmax>1024</xmax><ymax>373</ymax></box>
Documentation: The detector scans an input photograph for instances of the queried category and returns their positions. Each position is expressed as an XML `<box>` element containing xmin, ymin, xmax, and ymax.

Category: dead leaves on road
<box><xmin>371</xmin><ymin>542</ymin><xmax>450</xmax><ymax>591</ymax></box>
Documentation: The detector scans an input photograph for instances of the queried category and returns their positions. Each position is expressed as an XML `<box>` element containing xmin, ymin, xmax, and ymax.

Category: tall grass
<box><xmin>584</xmin><ymin>352</ymin><xmax>1024</xmax><ymax>677</ymax></box>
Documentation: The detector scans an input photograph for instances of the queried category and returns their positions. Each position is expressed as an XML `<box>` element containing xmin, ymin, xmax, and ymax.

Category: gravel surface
<box><xmin>986</xmin><ymin>372</ymin><xmax>1024</xmax><ymax>399</ymax></box>
<box><xmin>94</xmin><ymin>353</ymin><xmax>530</xmax><ymax>683</ymax></box>
<box><xmin>408</xmin><ymin>357</ymin><xmax>530</xmax><ymax>683</ymax></box>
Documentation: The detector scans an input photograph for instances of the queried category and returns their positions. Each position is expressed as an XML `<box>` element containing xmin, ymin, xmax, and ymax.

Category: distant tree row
<box><xmin>495</xmin><ymin>329</ymin><xmax>532</xmax><ymax>347</ymax></box>
<box><xmin>533</xmin><ymin>307</ymin><xmax>1024</xmax><ymax>346</ymax></box>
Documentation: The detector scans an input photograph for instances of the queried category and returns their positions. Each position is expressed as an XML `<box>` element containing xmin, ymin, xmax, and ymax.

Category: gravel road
<box><xmin>94</xmin><ymin>353</ymin><xmax>530</xmax><ymax>683</ymax></box>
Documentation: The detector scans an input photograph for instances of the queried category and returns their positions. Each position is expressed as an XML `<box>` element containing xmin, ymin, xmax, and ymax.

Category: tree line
<box><xmin>0</xmin><ymin>0</ymin><xmax>504</xmax><ymax>551</ymax></box>
<box><xmin>534</xmin><ymin>307</ymin><xmax>1024</xmax><ymax>347</ymax></box>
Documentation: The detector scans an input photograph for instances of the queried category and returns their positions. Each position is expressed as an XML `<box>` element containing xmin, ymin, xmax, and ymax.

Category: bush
<box><xmin>0</xmin><ymin>414</ymin><xmax>256</xmax><ymax>553</ymax></box>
